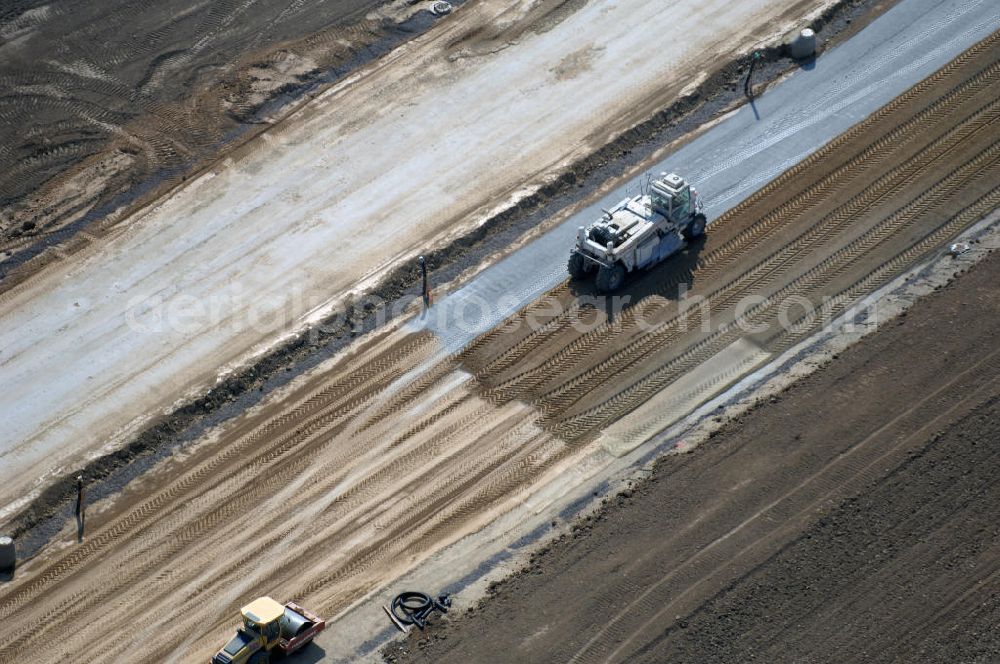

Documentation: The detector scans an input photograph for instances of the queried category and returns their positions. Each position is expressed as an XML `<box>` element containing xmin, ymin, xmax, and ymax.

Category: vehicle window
<box><xmin>223</xmin><ymin>632</ymin><xmax>251</xmax><ymax>655</ymax></box>
<box><xmin>673</xmin><ymin>188</ymin><xmax>690</xmax><ymax>215</ymax></box>
<box><xmin>651</xmin><ymin>193</ymin><xmax>670</xmax><ymax>213</ymax></box>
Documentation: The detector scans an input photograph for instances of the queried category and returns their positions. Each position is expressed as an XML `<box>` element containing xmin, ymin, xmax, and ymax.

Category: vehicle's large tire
<box><xmin>595</xmin><ymin>263</ymin><xmax>625</xmax><ymax>293</ymax></box>
<box><xmin>248</xmin><ymin>651</ymin><xmax>270</xmax><ymax>664</ymax></box>
<box><xmin>568</xmin><ymin>252</ymin><xmax>589</xmax><ymax>280</ymax></box>
<box><xmin>683</xmin><ymin>213</ymin><xmax>707</xmax><ymax>240</ymax></box>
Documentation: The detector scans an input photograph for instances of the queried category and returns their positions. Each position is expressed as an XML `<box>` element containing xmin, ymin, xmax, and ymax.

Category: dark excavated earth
<box><xmin>386</xmin><ymin>247</ymin><xmax>1000</xmax><ymax>664</ymax></box>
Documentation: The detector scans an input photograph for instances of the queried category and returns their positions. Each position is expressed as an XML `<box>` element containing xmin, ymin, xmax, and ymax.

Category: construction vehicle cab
<box><xmin>212</xmin><ymin>597</ymin><xmax>325</xmax><ymax>664</ymax></box>
<box><xmin>568</xmin><ymin>172</ymin><xmax>707</xmax><ymax>292</ymax></box>
<box><xmin>650</xmin><ymin>172</ymin><xmax>695</xmax><ymax>220</ymax></box>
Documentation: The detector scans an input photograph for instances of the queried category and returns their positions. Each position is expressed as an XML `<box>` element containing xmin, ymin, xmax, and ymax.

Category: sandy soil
<box><xmin>0</xmin><ymin>0</ymin><xmax>828</xmax><ymax>521</ymax></box>
<box><xmin>0</xmin><ymin>0</ymin><xmax>422</xmax><ymax>254</ymax></box>
<box><xmin>457</xmin><ymin>30</ymin><xmax>1000</xmax><ymax>451</ymax></box>
<box><xmin>1</xmin><ymin>32</ymin><xmax>996</xmax><ymax>663</ymax></box>
<box><xmin>384</xmin><ymin>232</ymin><xmax>1000</xmax><ymax>664</ymax></box>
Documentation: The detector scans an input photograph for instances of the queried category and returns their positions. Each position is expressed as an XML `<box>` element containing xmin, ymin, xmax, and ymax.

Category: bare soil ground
<box><xmin>384</xmin><ymin>230</ymin><xmax>1000</xmax><ymax>664</ymax></box>
<box><xmin>0</xmin><ymin>0</ymin><xmax>887</xmax><ymax>545</ymax></box>
<box><xmin>458</xmin><ymin>29</ymin><xmax>1000</xmax><ymax>445</ymax></box>
<box><xmin>0</xmin><ymin>31</ymin><xmax>996</xmax><ymax>663</ymax></box>
<box><xmin>0</xmin><ymin>0</ymin><xmax>426</xmax><ymax>259</ymax></box>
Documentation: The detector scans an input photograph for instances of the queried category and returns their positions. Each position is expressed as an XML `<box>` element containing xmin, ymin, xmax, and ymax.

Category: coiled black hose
<box><xmin>389</xmin><ymin>591</ymin><xmax>452</xmax><ymax>630</ymax></box>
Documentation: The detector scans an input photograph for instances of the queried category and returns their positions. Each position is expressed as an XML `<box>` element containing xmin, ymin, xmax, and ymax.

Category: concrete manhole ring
<box><xmin>949</xmin><ymin>242</ymin><xmax>971</xmax><ymax>257</ymax></box>
<box><xmin>431</xmin><ymin>1</ymin><xmax>453</xmax><ymax>16</ymax></box>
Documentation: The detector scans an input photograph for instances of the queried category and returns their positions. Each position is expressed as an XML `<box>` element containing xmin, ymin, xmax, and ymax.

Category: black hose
<box><xmin>389</xmin><ymin>591</ymin><xmax>452</xmax><ymax>630</ymax></box>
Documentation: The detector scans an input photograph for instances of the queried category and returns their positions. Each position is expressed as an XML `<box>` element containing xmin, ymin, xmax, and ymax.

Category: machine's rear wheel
<box><xmin>684</xmin><ymin>213</ymin><xmax>707</xmax><ymax>240</ymax></box>
<box><xmin>595</xmin><ymin>264</ymin><xmax>625</xmax><ymax>293</ymax></box>
<box><xmin>248</xmin><ymin>651</ymin><xmax>270</xmax><ymax>664</ymax></box>
<box><xmin>568</xmin><ymin>252</ymin><xmax>589</xmax><ymax>280</ymax></box>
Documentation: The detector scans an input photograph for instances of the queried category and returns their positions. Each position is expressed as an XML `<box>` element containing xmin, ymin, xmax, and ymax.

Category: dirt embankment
<box><xmin>0</xmin><ymin>0</ymin><xmax>895</xmax><ymax>552</ymax></box>
<box><xmin>383</xmin><ymin>233</ymin><xmax>1000</xmax><ymax>664</ymax></box>
<box><xmin>0</xmin><ymin>0</ymin><xmax>434</xmax><ymax>264</ymax></box>
<box><xmin>3</xmin><ymin>27</ymin><xmax>997</xmax><ymax>664</ymax></box>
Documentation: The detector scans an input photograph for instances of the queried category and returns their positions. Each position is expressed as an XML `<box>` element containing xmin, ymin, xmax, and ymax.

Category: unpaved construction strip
<box><xmin>1</xmin><ymin>28</ymin><xmax>998</xmax><ymax>663</ymax></box>
<box><xmin>457</xmin><ymin>27</ymin><xmax>1000</xmax><ymax>450</ymax></box>
<box><xmin>0</xmin><ymin>0</ymin><xmax>901</xmax><ymax>553</ymax></box>
<box><xmin>0</xmin><ymin>0</ymin><xmax>433</xmax><ymax>259</ymax></box>
<box><xmin>417</xmin><ymin>0</ymin><xmax>1000</xmax><ymax>351</ymax></box>
<box><xmin>385</xmin><ymin>227</ymin><xmax>1000</xmax><ymax>664</ymax></box>
<box><xmin>0</xmin><ymin>0</ymin><xmax>834</xmax><ymax>522</ymax></box>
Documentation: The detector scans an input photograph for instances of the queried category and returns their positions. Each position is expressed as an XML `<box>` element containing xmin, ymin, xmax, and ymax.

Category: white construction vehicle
<box><xmin>568</xmin><ymin>172</ymin><xmax>707</xmax><ymax>292</ymax></box>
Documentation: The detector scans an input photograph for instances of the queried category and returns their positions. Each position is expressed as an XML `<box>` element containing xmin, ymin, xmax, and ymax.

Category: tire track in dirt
<box><xmin>547</xmin><ymin>115</ymin><xmax>1000</xmax><ymax>416</ymax></box>
<box><xmin>0</xmin><ymin>330</ymin><xmax>437</xmax><ymax>621</ymax></box>
<box><xmin>386</xmin><ymin>240</ymin><xmax>1000</xmax><ymax>664</ymax></box>
<box><xmin>474</xmin><ymin>56</ymin><xmax>1000</xmax><ymax>403</ymax></box>
<box><xmin>471</xmin><ymin>47</ymin><xmax>1000</xmax><ymax>437</ymax></box>
<box><xmin>0</xmin><ymin>0</ymin><xmax>422</xmax><ymax>282</ymax></box>
<box><xmin>4</xmin><ymin>31</ymin><xmax>1000</xmax><ymax>664</ymax></box>
<box><xmin>569</xmin><ymin>349</ymin><xmax>1000</xmax><ymax>664</ymax></box>
<box><xmin>0</xmin><ymin>328</ymin><xmax>564</xmax><ymax>661</ymax></box>
<box><xmin>552</xmin><ymin>146</ymin><xmax>1000</xmax><ymax>439</ymax></box>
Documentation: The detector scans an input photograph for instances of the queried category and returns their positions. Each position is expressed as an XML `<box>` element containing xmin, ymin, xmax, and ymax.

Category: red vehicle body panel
<box><xmin>278</xmin><ymin>602</ymin><xmax>326</xmax><ymax>655</ymax></box>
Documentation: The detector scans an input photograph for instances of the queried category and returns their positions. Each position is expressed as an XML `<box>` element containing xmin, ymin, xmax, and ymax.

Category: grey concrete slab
<box><xmin>412</xmin><ymin>0</ymin><xmax>1000</xmax><ymax>352</ymax></box>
